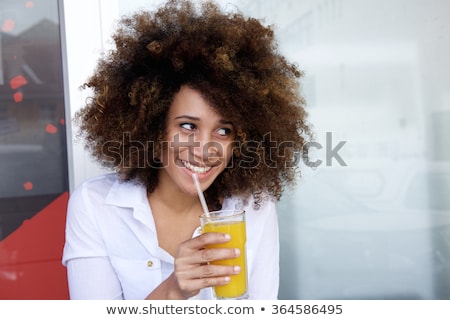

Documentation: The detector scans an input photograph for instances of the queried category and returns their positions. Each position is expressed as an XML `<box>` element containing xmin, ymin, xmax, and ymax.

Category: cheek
<box><xmin>222</xmin><ymin>142</ymin><xmax>235</xmax><ymax>164</ymax></box>
<box><xmin>158</xmin><ymin>136</ymin><xmax>175</xmax><ymax>166</ymax></box>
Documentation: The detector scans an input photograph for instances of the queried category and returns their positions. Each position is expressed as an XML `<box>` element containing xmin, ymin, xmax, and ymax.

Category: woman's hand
<box><xmin>169</xmin><ymin>232</ymin><xmax>241</xmax><ymax>299</ymax></box>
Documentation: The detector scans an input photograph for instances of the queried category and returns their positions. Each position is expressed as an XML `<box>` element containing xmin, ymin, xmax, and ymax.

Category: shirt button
<box><xmin>147</xmin><ymin>260</ymin><xmax>153</xmax><ymax>267</ymax></box>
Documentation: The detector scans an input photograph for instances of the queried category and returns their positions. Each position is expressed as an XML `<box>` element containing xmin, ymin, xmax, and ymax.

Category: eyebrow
<box><xmin>174</xmin><ymin>115</ymin><xmax>200</xmax><ymax>121</ymax></box>
<box><xmin>174</xmin><ymin>115</ymin><xmax>233</xmax><ymax>125</ymax></box>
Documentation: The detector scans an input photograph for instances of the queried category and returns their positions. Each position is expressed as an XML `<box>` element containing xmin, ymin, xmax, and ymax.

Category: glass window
<box><xmin>0</xmin><ymin>0</ymin><xmax>69</xmax><ymax>299</ymax></box>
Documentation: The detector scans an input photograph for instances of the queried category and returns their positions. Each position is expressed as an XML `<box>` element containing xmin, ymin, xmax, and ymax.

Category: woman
<box><xmin>62</xmin><ymin>0</ymin><xmax>310</xmax><ymax>299</ymax></box>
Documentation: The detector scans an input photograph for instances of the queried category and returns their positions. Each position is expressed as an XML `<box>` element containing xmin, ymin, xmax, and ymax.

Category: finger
<box><xmin>200</xmin><ymin>247</ymin><xmax>240</xmax><ymax>263</ymax></box>
<box><xmin>177</xmin><ymin>263</ymin><xmax>240</xmax><ymax>281</ymax></box>
<box><xmin>176</xmin><ymin>247</ymin><xmax>240</xmax><ymax>269</ymax></box>
<box><xmin>174</xmin><ymin>264</ymin><xmax>240</xmax><ymax>297</ymax></box>
<box><xmin>181</xmin><ymin>232</ymin><xmax>231</xmax><ymax>251</ymax></box>
<box><xmin>181</xmin><ymin>275</ymin><xmax>234</xmax><ymax>292</ymax></box>
<box><xmin>176</xmin><ymin>275</ymin><xmax>231</xmax><ymax>296</ymax></box>
<box><xmin>174</xmin><ymin>247</ymin><xmax>241</xmax><ymax>279</ymax></box>
<box><xmin>199</xmin><ymin>263</ymin><xmax>241</xmax><ymax>279</ymax></box>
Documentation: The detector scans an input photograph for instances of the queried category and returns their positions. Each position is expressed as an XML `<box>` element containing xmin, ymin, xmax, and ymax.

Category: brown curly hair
<box><xmin>75</xmin><ymin>0</ymin><xmax>311</xmax><ymax>210</ymax></box>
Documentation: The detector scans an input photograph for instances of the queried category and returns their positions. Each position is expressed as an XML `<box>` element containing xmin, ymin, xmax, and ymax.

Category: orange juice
<box><xmin>203</xmin><ymin>220</ymin><xmax>247</xmax><ymax>299</ymax></box>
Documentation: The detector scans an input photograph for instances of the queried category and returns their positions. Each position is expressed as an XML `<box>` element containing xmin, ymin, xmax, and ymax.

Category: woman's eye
<box><xmin>217</xmin><ymin>128</ymin><xmax>232</xmax><ymax>136</ymax></box>
<box><xmin>180</xmin><ymin>123</ymin><xmax>196</xmax><ymax>131</ymax></box>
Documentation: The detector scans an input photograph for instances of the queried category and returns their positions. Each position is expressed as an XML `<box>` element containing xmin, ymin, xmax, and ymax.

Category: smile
<box><xmin>181</xmin><ymin>160</ymin><xmax>212</xmax><ymax>174</ymax></box>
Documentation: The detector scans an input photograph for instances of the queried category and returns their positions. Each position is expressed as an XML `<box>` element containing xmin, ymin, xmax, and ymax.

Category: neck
<box><xmin>148</xmin><ymin>170</ymin><xmax>203</xmax><ymax>217</ymax></box>
<box><xmin>148</xmin><ymin>170</ymin><xmax>205</xmax><ymax>257</ymax></box>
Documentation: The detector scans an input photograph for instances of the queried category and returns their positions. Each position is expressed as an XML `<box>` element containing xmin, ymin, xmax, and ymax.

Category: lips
<box><xmin>181</xmin><ymin>159</ymin><xmax>212</xmax><ymax>174</ymax></box>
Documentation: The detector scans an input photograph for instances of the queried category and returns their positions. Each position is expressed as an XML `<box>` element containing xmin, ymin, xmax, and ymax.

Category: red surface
<box><xmin>0</xmin><ymin>193</ymin><xmax>70</xmax><ymax>299</ymax></box>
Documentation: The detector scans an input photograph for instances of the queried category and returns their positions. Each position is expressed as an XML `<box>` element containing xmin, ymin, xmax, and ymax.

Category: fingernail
<box><xmin>234</xmin><ymin>248</ymin><xmax>240</xmax><ymax>256</ymax></box>
<box><xmin>233</xmin><ymin>265</ymin><xmax>241</xmax><ymax>274</ymax></box>
<box><xmin>224</xmin><ymin>276</ymin><xmax>231</xmax><ymax>283</ymax></box>
<box><xmin>224</xmin><ymin>233</ymin><xmax>231</xmax><ymax>240</ymax></box>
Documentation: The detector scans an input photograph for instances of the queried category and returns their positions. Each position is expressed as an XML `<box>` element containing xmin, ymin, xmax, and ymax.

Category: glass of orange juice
<box><xmin>200</xmin><ymin>210</ymin><xmax>248</xmax><ymax>299</ymax></box>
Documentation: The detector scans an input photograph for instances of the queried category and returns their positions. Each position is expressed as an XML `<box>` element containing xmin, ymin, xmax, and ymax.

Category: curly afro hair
<box><xmin>75</xmin><ymin>0</ymin><xmax>311</xmax><ymax>210</ymax></box>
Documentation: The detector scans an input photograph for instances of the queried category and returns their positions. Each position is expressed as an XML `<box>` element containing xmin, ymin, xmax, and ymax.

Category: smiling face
<box><xmin>158</xmin><ymin>85</ymin><xmax>236</xmax><ymax>196</ymax></box>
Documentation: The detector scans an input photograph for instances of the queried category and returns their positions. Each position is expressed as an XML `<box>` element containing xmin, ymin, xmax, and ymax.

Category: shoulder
<box><xmin>223</xmin><ymin>195</ymin><xmax>277</xmax><ymax>215</ymax></box>
<box><xmin>222</xmin><ymin>196</ymin><xmax>278</xmax><ymax>230</ymax></box>
<box><xmin>69</xmin><ymin>173</ymin><xmax>118</xmax><ymax>205</ymax></box>
<box><xmin>69</xmin><ymin>173</ymin><xmax>149</xmax><ymax>215</ymax></box>
<box><xmin>73</xmin><ymin>173</ymin><xmax>119</xmax><ymax>193</ymax></box>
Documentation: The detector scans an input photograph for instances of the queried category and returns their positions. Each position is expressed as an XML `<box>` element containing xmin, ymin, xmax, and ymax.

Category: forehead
<box><xmin>168</xmin><ymin>85</ymin><xmax>222</xmax><ymax>119</ymax></box>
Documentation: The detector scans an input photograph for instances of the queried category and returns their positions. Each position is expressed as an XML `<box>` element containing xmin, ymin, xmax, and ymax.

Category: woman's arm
<box><xmin>66</xmin><ymin>257</ymin><xmax>123</xmax><ymax>299</ymax></box>
<box><xmin>248</xmin><ymin>200</ymin><xmax>280</xmax><ymax>299</ymax></box>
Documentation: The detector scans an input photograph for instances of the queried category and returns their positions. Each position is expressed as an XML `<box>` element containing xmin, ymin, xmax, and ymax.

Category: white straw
<box><xmin>192</xmin><ymin>173</ymin><xmax>209</xmax><ymax>217</ymax></box>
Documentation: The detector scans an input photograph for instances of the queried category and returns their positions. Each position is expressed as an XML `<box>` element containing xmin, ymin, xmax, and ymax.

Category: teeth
<box><xmin>182</xmin><ymin>160</ymin><xmax>211</xmax><ymax>174</ymax></box>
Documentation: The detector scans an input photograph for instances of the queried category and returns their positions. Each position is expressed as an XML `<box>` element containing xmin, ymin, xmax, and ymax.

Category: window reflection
<box><xmin>0</xmin><ymin>1</ymin><xmax>68</xmax><ymax>240</ymax></box>
<box><xmin>0</xmin><ymin>0</ymin><xmax>69</xmax><ymax>300</ymax></box>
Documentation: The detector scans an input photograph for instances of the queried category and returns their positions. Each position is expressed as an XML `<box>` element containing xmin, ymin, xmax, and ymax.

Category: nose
<box><xmin>189</xmin><ymin>133</ymin><xmax>222</xmax><ymax>166</ymax></box>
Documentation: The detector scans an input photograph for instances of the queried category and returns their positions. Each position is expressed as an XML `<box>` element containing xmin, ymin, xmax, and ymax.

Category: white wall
<box><xmin>61</xmin><ymin>0</ymin><xmax>119</xmax><ymax>191</ymax></box>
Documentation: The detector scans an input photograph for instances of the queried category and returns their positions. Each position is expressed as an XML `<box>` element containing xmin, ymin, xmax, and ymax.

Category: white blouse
<box><xmin>62</xmin><ymin>173</ymin><xmax>279</xmax><ymax>299</ymax></box>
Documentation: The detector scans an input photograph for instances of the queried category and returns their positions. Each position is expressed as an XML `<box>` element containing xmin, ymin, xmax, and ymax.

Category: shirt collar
<box><xmin>104</xmin><ymin>178</ymin><xmax>154</xmax><ymax>229</ymax></box>
<box><xmin>104</xmin><ymin>179</ymin><xmax>146</xmax><ymax>207</ymax></box>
